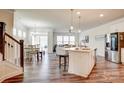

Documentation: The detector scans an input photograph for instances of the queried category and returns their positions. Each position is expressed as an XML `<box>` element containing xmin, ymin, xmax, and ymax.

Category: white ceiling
<box><xmin>15</xmin><ymin>9</ymin><xmax>124</xmax><ymax>32</ymax></box>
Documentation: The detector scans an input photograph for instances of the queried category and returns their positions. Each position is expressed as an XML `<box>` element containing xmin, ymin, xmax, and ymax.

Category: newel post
<box><xmin>20</xmin><ymin>40</ymin><xmax>24</xmax><ymax>70</ymax></box>
<box><xmin>0</xmin><ymin>22</ymin><xmax>6</xmax><ymax>61</ymax></box>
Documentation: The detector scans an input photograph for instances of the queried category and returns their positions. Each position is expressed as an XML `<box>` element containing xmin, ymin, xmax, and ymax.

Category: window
<box><xmin>32</xmin><ymin>35</ymin><xmax>40</xmax><ymax>45</ymax></box>
<box><xmin>31</xmin><ymin>34</ymin><xmax>48</xmax><ymax>51</ymax></box>
<box><xmin>57</xmin><ymin>36</ymin><xmax>75</xmax><ymax>45</ymax></box>
<box><xmin>57</xmin><ymin>36</ymin><xmax>63</xmax><ymax>45</ymax></box>
<box><xmin>69</xmin><ymin>36</ymin><xmax>75</xmax><ymax>45</ymax></box>
<box><xmin>13</xmin><ymin>28</ymin><xmax>16</xmax><ymax>36</ymax></box>
<box><xmin>23</xmin><ymin>31</ymin><xmax>26</xmax><ymax>38</ymax></box>
<box><xmin>63</xmin><ymin>36</ymin><xmax>69</xmax><ymax>44</ymax></box>
<box><xmin>40</xmin><ymin>36</ymin><xmax>48</xmax><ymax>49</ymax></box>
<box><xmin>18</xmin><ymin>30</ymin><xmax>22</xmax><ymax>37</ymax></box>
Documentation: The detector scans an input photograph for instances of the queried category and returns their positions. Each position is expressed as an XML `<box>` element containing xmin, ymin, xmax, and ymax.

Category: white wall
<box><xmin>0</xmin><ymin>10</ymin><xmax>14</xmax><ymax>34</ymax></box>
<box><xmin>14</xmin><ymin>14</ymin><xmax>29</xmax><ymax>44</ymax></box>
<box><xmin>5</xmin><ymin>13</ymin><xmax>29</xmax><ymax>62</ymax></box>
<box><xmin>80</xmin><ymin>17</ymin><xmax>124</xmax><ymax>57</ymax></box>
<box><xmin>48</xmin><ymin>31</ymin><xmax>53</xmax><ymax>53</ymax></box>
<box><xmin>0</xmin><ymin>10</ymin><xmax>14</xmax><ymax>59</ymax></box>
<box><xmin>53</xmin><ymin>32</ymin><xmax>79</xmax><ymax>46</ymax></box>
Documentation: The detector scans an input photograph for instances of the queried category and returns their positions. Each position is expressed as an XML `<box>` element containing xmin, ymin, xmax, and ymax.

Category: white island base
<box><xmin>68</xmin><ymin>48</ymin><xmax>96</xmax><ymax>78</ymax></box>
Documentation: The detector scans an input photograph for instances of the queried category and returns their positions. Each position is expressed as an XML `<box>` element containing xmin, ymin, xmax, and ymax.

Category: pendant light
<box><xmin>78</xmin><ymin>15</ymin><xmax>81</xmax><ymax>33</ymax></box>
<box><xmin>69</xmin><ymin>9</ymin><xmax>74</xmax><ymax>33</ymax></box>
<box><xmin>77</xmin><ymin>11</ymin><xmax>81</xmax><ymax>33</ymax></box>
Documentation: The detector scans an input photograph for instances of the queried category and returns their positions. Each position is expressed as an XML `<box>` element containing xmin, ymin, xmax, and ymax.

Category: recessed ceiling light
<box><xmin>77</xmin><ymin>12</ymin><xmax>81</xmax><ymax>15</ymax></box>
<box><xmin>100</xmin><ymin>14</ymin><xmax>104</xmax><ymax>17</ymax></box>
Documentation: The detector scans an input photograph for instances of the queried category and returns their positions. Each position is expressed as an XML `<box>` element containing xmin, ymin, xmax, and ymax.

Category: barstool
<box><xmin>56</xmin><ymin>46</ymin><xmax>69</xmax><ymax>71</ymax></box>
<box><xmin>94</xmin><ymin>48</ymin><xmax>97</xmax><ymax>64</ymax></box>
<box><xmin>59</xmin><ymin>55</ymin><xmax>69</xmax><ymax>71</ymax></box>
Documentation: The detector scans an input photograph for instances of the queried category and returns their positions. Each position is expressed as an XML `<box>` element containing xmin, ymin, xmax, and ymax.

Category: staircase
<box><xmin>0</xmin><ymin>22</ymin><xmax>24</xmax><ymax>82</ymax></box>
<box><xmin>0</xmin><ymin>59</ymin><xmax>23</xmax><ymax>82</ymax></box>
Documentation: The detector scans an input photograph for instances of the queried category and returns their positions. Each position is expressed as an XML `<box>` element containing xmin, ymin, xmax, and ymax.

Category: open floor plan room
<box><xmin>2</xmin><ymin>54</ymin><xmax>124</xmax><ymax>83</ymax></box>
<box><xmin>1</xmin><ymin>9</ymin><xmax>124</xmax><ymax>83</ymax></box>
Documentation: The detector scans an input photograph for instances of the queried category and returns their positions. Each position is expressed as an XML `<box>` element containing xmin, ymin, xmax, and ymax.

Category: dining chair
<box><xmin>25</xmin><ymin>45</ymin><xmax>39</xmax><ymax>62</ymax></box>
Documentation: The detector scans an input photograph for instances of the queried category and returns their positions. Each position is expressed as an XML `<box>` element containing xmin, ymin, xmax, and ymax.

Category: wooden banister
<box><xmin>4</xmin><ymin>33</ymin><xmax>20</xmax><ymax>44</ymax></box>
<box><xmin>20</xmin><ymin>40</ymin><xmax>24</xmax><ymax>69</ymax></box>
<box><xmin>0</xmin><ymin>22</ymin><xmax>5</xmax><ymax>60</ymax></box>
<box><xmin>3</xmin><ymin>32</ymin><xmax>24</xmax><ymax>70</ymax></box>
<box><xmin>0</xmin><ymin>22</ymin><xmax>24</xmax><ymax>70</ymax></box>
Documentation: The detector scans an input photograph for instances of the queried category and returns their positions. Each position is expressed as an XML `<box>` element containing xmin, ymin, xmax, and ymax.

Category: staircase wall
<box><xmin>0</xmin><ymin>10</ymin><xmax>14</xmax><ymax>35</ymax></box>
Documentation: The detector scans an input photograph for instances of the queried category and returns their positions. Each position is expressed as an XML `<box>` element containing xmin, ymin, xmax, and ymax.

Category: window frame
<box><xmin>57</xmin><ymin>35</ymin><xmax>75</xmax><ymax>45</ymax></box>
<box><xmin>18</xmin><ymin>30</ymin><xmax>22</xmax><ymax>38</ymax></box>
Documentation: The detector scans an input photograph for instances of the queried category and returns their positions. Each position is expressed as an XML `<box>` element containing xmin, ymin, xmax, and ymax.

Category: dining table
<box><xmin>24</xmin><ymin>47</ymin><xmax>42</xmax><ymax>61</ymax></box>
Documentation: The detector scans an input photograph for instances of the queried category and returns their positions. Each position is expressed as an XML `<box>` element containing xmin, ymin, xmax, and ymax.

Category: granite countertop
<box><xmin>64</xmin><ymin>47</ymin><xmax>95</xmax><ymax>53</ymax></box>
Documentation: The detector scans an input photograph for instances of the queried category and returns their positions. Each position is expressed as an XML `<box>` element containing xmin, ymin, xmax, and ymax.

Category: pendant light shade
<box><xmin>69</xmin><ymin>9</ymin><xmax>74</xmax><ymax>32</ymax></box>
<box><xmin>70</xmin><ymin>25</ymin><xmax>74</xmax><ymax>30</ymax></box>
<box><xmin>78</xmin><ymin>15</ymin><xmax>81</xmax><ymax>33</ymax></box>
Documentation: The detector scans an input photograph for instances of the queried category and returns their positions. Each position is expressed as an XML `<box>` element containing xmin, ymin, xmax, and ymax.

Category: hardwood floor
<box><xmin>3</xmin><ymin>54</ymin><xmax>124</xmax><ymax>83</ymax></box>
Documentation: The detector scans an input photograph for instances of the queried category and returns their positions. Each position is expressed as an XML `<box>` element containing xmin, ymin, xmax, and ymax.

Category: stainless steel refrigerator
<box><xmin>105</xmin><ymin>32</ymin><xmax>124</xmax><ymax>63</ymax></box>
<box><xmin>110</xmin><ymin>32</ymin><xmax>120</xmax><ymax>63</ymax></box>
<box><xmin>105</xmin><ymin>34</ymin><xmax>111</xmax><ymax>61</ymax></box>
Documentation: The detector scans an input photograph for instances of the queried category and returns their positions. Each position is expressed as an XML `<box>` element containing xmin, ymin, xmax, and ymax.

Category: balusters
<box><xmin>18</xmin><ymin>43</ymin><xmax>20</xmax><ymax>67</ymax></box>
<box><xmin>4</xmin><ymin>36</ymin><xmax>19</xmax><ymax>66</ymax></box>
<box><xmin>14</xmin><ymin>42</ymin><xmax>16</xmax><ymax>64</ymax></box>
<box><xmin>13</xmin><ymin>43</ymin><xmax>19</xmax><ymax>67</ymax></box>
<box><xmin>16</xmin><ymin>43</ymin><xmax>19</xmax><ymax>66</ymax></box>
<box><xmin>10</xmin><ymin>39</ymin><xmax>13</xmax><ymax>62</ymax></box>
<box><xmin>5</xmin><ymin>36</ymin><xmax>8</xmax><ymax>61</ymax></box>
<box><xmin>3</xmin><ymin>33</ymin><xmax>24</xmax><ymax>70</ymax></box>
<box><xmin>20</xmin><ymin>40</ymin><xmax>24</xmax><ymax>68</ymax></box>
<box><xmin>14</xmin><ymin>43</ymin><xmax>17</xmax><ymax>65</ymax></box>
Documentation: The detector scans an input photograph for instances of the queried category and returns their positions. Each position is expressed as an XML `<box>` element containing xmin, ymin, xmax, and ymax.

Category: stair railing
<box><xmin>3</xmin><ymin>32</ymin><xmax>24</xmax><ymax>70</ymax></box>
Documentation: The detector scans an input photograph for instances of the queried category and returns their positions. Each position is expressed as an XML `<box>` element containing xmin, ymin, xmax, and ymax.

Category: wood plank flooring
<box><xmin>3</xmin><ymin>54</ymin><xmax>124</xmax><ymax>83</ymax></box>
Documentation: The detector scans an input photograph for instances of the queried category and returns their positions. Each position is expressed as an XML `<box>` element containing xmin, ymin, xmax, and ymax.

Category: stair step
<box><xmin>0</xmin><ymin>61</ymin><xmax>23</xmax><ymax>82</ymax></box>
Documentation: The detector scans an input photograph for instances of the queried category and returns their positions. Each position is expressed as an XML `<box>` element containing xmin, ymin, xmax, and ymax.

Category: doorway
<box><xmin>31</xmin><ymin>32</ymin><xmax>48</xmax><ymax>52</ymax></box>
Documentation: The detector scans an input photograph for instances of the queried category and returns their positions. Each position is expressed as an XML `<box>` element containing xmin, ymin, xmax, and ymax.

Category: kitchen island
<box><xmin>67</xmin><ymin>48</ymin><xmax>96</xmax><ymax>78</ymax></box>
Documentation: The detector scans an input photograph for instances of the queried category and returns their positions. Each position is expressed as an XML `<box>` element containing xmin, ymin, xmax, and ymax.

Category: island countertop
<box><xmin>67</xmin><ymin>47</ymin><xmax>96</xmax><ymax>78</ymax></box>
<box><xmin>64</xmin><ymin>47</ymin><xmax>95</xmax><ymax>53</ymax></box>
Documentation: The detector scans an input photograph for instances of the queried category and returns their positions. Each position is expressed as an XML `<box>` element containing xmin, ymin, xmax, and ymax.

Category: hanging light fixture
<box><xmin>69</xmin><ymin>9</ymin><xmax>74</xmax><ymax>33</ymax></box>
<box><xmin>78</xmin><ymin>15</ymin><xmax>81</xmax><ymax>33</ymax></box>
